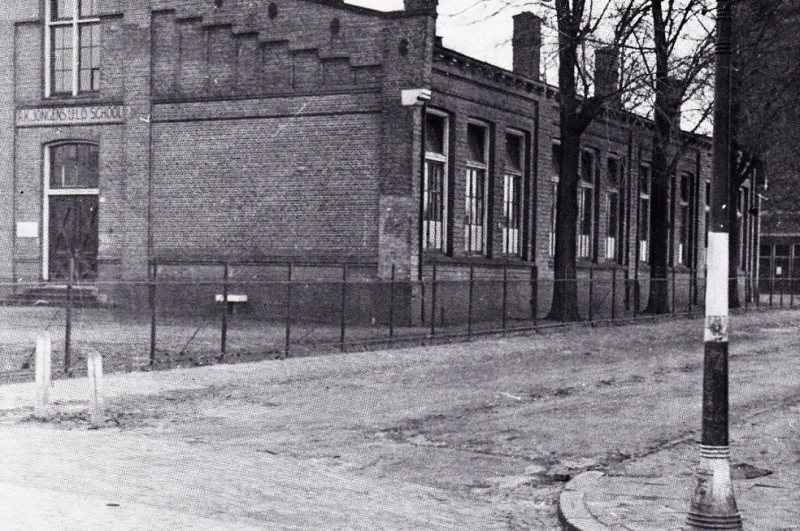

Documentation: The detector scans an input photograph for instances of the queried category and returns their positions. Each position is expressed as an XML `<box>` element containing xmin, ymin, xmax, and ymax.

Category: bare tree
<box><xmin>631</xmin><ymin>0</ymin><xmax>715</xmax><ymax>314</ymax></box>
<box><xmin>547</xmin><ymin>0</ymin><xmax>647</xmax><ymax>320</ymax></box>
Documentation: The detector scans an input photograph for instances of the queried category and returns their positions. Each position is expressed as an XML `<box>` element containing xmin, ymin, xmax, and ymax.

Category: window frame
<box><xmin>677</xmin><ymin>173</ymin><xmax>692</xmax><ymax>266</ymax></box>
<box><xmin>639</xmin><ymin>163</ymin><xmax>651</xmax><ymax>262</ymax></box>
<box><xmin>45</xmin><ymin>0</ymin><xmax>101</xmax><ymax>97</ymax></box>
<box><xmin>42</xmin><ymin>140</ymin><xmax>101</xmax><ymax>281</ymax></box>
<box><xmin>422</xmin><ymin>109</ymin><xmax>450</xmax><ymax>253</ymax></box>
<box><xmin>464</xmin><ymin>120</ymin><xmax>490</xmax><ymax>255</ymax></box>
<box><xmin>605</xmin><ymin>155</ymin><xmax>623</xmax><ymax>262</ymax></box>
<box><xmin>549</xmin><ymin>141</ymin><xmax>561</xmax><ymax>257</ymax></box>
<box><xmin>577</xmin><ymin>148</ymin><xmax>597</xmax><ymax>259</ymax></box>
<box><xmin>502</xmin><ymin>130</ymin><xmax>525</xmax><ymax>257</ymax></box>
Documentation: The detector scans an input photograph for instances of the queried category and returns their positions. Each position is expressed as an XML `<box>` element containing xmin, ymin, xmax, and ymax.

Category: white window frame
<box><xmin>423</xmin><ymin>109</ymin><xmax>449</xmax><ymax>252</ymax></box>
<box><xmin>577</xmin><ymin>148</ymin><xmax>596</xmax><ymax>259</ymax></box>
<box><xmin>42</xmin><ymin>142</ymin><xmax>101</xmax><ymax>281</ymax></box>
<box><xmin>502</xmin><ymin>130</ymin><xmax>525</xmax><ymax>256</ymax></box>
<box><xmin>549</xmin><ymin>140</ymin><xmax>560</xmax><ymax>257</ymax></box>
<box><xmin>677</xmin><ymin>173</ymin><xmax>692</xmax><ymax>266</ymax></box>
<box><xmin>44</xmin><ymin>0</ymin><xmax>101</xmax><ymax>97</ymax></box>
<box><xmin>639</xmin><ymin>163</ymin><xmax>651</xmax><ymax>262</ymax></box>
<box><xmin>605</xmin><ymin>155</ymin><xmax>622</xmax><ymax>261</ymax></box>
<box><xmin>464</xmin><ymin>120</ymin><xmax>490</xmax><ymax>254</ymax></box>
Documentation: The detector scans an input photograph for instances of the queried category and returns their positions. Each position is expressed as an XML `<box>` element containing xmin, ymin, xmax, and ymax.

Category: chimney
<box><xmin>405</xmin><ymin>0</ymin><xmax>438</xmax><ymax>15</ymax></box>
<box><xmin>594</xmin><ymin>47</ymin><xmax>619</xmax><ymax>104</ymax></box>
<box><xmin>512</xmin><ymin>12</ymin><xmax>541</xmax><ymax>80</ymax></box>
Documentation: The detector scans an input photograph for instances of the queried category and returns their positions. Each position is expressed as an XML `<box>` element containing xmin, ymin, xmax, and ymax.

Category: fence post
<box><xmin>688</xmin><ymin>268</ymin><xmax>694</xmax><ymax>317</ymax></box>
<box><xmin>35</xmin><ymin>332</ymin><xmax>52</xmax><ymax>416</ymax></box>
<box><xmin>340</xmin><ymin>262</ymin><xmax>347</xmax><ymax>351</ymax></box>
<box><xmin>220</xmin><ymin>261</ymin><xmax>229</xmax><ymax>360</ymax></box>
<box><xmin>611</xmin><ymin>267</ymin><xmax>617</xmax><ymax>321</ymax></box>
<box><xmin>789</xmin><ymin>260</ymin><xmax>794</xmax><ymax>308</ymax></box>
<box><xmin>284</xmin><ymin>263</ymin><xmax>292</xmax><ymax>358</ymax></box>
<box><xmin>64</xmin><ymin>256</ymin><xmax>73</xmax><ymax>376</ymax></box>
<box><xmin>388</xmin><ymin>264</ymin><xmax>395</xmax><ymax>339</ymax></box>
<box><xmin>671</xmin><ymin>267</ymin><xmax>676</xmax><ymax>315</ymax></box>
<box><xmin>502</xmin><ymin>265</ymin><xmax>508</xmax><ymax>331</ymax></box>
<box><xmin>588</xmin><ymin>264</ymin><xmax>594</xmax><ymax>323</ymax></box>
<box><xmin>467</xmin><ymin>265</ymin><xmax>474</xmax><ymax>338</ymax></box>
<box><xmin>769</xmin><ymin>259</ymin><xmax>774</xmax><ymax>307</ymax></box>
<box><xmin>430</xmin><ymin>264</ymin><xmax>437</xmax><ymax>337</ymax></box>
<box><xmin>87</xmin><ymin>351</ymin><xmax>104</xmax><ymax>429</ymax></box>
<box><xmin>149</xmin><ymin>259</ymin><xmax>157</xmax><ymax>369</ymax></box>
<box><xmin>779</xmin><ymin>268</ymin><xmax>784</xmax><ymax>307</ymax></box>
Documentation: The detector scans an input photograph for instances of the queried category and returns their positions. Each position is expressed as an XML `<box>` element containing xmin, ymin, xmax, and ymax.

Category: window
<box><xmin>704</xmin><ymin>178</ymin><xmax>711</xmax><ymax>248</ymax></box>
<box><xmin>605</xmin><ymin>156</ymin><xmax>623</xmax><ymax>261</ymax></box>
<box><xmin>46</xmin><ymin>0</ymin><xmax>101</xmax><ymax>97</ymax></box>
<box><xmin>578</xmin><ymin>149</ymin><xmax>596</xmax><ymax>259</ymax></box>
<box><xmin>465</xmin><ymin>122</ymin><xmax>489</xmax><ymax>254</ymax></box>
<box><xmin>677</xmin><ymin>173</ymin><xmax>692</xmax><ymax>266</ymax></box>
<box><xmin>740</xmin><ymin>187</ymin><xmax>749</xmax><ymax>269</ymax></box>
<box><xmin>423</xmin><ymin>111</ymin><xmax>449</xmax><ymax>251</ymax></box>
<box><xmin>549</xmin><ymin>142</ymin><xmax>561</xmax><ymax>256</ymax></box>
<box><xmin>639</xmin><ymin>164</ymin><xmax>651</xmax><ymax>262</ymax></box>
<box><xmin>502</xmin><ymin>132</ymin><xmax>525</xmax><ymax>256</ymax></box>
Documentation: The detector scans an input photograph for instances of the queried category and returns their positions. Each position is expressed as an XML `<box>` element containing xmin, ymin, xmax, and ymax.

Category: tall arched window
<box><xmin>44</xmin><ymin>142</ymin><xmax>100</xmax><ymax>281</ymax></box>
<box><xmin>45</xmin><ymin>0</ymin><xmax>101</xmax><ymax>97</ymax></box>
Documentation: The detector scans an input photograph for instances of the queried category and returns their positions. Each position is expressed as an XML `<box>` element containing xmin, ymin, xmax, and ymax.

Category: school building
<box><xmin>0</xmin><ymin>0</ymin><xmax>761</xmax><ymax>322</ymax></box>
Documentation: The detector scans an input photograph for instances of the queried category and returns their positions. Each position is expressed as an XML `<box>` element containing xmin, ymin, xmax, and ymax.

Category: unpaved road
<box><xmin>1</xmin><ymin>309</ymin><xmax>798</xmax><ymax>529</ymax></box>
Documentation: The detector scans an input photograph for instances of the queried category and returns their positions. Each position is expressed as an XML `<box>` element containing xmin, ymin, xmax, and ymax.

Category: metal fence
<box><xmin>0</xmin><ymin>260</ymin><xmax>793</xmax><ymax>382</ymax></box>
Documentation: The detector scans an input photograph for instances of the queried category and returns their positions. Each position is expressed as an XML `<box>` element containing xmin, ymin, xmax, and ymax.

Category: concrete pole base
<box><xmin>686</xmin><ymin>445</ymin><xmax>742</xmax><ymax>530</ymax></box>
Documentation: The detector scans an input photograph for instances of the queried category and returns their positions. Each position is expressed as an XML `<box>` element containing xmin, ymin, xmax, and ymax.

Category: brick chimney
<box><xmin>512</xmin><ymin>12</ymin><xmax>541</xmax><ymax>80</ymax></box>
<box><xmin>594</xmin><ymin>47</ymin><xmax>619</xmax><ymax>103</ymax></box>
<box><xmin>405</xmin><ymin>0</ymin><xmax>438</xmax><ymax>15</ymax></box>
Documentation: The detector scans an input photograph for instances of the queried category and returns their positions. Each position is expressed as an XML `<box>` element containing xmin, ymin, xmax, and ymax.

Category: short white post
<box><xmin>87</xmin><ymin>351</ymin><xmax>104</xmax><ymax>429</ymax></box>
<box><xmin>34</xmin><ymin>333</ymin><xmax>52</xmax><ymax>416</ymax></box>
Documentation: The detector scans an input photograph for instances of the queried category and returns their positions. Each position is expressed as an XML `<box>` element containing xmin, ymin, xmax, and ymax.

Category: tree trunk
<box><xmin>728</xmin><ymin>53</ymin><xmax>742</xmax><ymax>309</ymax></box>
<box><xmin>547</xmin><ymin>120</ymin><xmax>582</xmax><ymax>321</ymax></box>
<box><xmin>644</xmin><ymin>1</ymin><xmax>677</xmax><ymax>315</ymax></box>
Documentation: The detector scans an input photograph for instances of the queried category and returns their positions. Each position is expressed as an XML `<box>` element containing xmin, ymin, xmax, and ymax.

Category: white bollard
<box><xmin>87</xmin><ymin>351</ymin><xmax>104</xmax><ymax>429</ymax></box>
<box><xmin>34</xmin><ymin>333</ymin><xmax>52</xmax><ymax>416</ymax></box>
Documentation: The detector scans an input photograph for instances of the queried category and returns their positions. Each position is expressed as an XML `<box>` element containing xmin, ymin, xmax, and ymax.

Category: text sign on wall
<box><xmin>16</xmin><ymin>105</ymin><xmax>129</xmax><ymax>127</ymax></box>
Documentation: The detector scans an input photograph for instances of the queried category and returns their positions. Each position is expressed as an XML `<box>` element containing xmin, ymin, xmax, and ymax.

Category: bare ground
<box><xmin>1</xmin><ymin>308</ymin><xmax>798</xmax><ymax>529</ymax></box>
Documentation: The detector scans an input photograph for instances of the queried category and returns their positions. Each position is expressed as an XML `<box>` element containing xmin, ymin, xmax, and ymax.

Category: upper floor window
<box><xmin>464</xmin><ymin>122</ymin><xmax>489</xmax><ymax>254</ymax></box>
<box><xmin>46</xmin><ymin>0</ymin><xmax>101</xmax><ymax>97</ymax></box>
<box><xmin>422</xmin><ymin>110</ymin><xmax>449</xmax><ymax>252</ymax></box>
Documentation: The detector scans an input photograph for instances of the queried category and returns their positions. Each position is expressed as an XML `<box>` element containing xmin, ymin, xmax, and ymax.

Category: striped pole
<box><xmin>686</xmin><ymin>1</ymin><xmax>741</xmax><ymax>529</ymax></box>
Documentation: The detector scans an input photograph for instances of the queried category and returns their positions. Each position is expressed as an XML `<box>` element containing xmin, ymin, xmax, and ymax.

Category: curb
<box><xmin>557</xmin><ymin>471</ymin><xmax>610</xmax><ymax>531</ymax></box>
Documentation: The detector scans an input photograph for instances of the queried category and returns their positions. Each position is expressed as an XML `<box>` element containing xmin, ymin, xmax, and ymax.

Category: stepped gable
<box><xmin>151</xmin><ymin>0</ymin><xmax>392</xmax><ymax>99</ymax></box>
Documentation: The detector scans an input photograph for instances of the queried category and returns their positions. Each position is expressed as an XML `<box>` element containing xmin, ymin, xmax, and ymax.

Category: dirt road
<box><xmin>1</xmin><ymin>309</ymin><xmax>798</xmax><ymax>529</ymax></box>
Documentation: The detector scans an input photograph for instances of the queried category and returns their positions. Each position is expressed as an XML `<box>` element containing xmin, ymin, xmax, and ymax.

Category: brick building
<box><xmin>0</xmin><ymin>0</ymin><xmax>759</xmax><ymax>321</ymax></box>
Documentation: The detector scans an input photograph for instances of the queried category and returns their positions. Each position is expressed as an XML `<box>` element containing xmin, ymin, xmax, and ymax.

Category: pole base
<box><xmin>686</xmin><ymin>445</ymin><xmax>742</xmax><ymax>530</ymax></box>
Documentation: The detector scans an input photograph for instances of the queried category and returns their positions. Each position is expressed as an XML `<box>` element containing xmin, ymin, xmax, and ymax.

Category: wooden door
<box><xmin>48</xmin><ymin>195</ymin><xmax>99</xmax><ymax>281</ymax></box>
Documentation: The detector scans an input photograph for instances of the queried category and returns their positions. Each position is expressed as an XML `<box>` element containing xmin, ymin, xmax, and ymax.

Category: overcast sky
<box><xmin>346</xmin><ymin>0</ymin><xmax>533</xmax><ymax>74</ymax></box>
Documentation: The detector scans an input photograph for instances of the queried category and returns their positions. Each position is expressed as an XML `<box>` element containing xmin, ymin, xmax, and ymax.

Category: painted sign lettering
<box><xmin>16</xmin><ymin>105</ymin><xmax>129</xmax><ymax>127</ymax></box>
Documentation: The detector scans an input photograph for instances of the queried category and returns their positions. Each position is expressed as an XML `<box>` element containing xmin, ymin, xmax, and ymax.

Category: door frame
<box><xmin>42</xmin><ymin>142</ymin><xmax>100</xmax><ymax>281</ymax></box>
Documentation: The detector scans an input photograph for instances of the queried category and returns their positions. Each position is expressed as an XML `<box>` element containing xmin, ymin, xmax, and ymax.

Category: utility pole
<box><xmin>686</xmin><ymin>1</ymin><xmax>742</xmax><ymax>529</ymax></box>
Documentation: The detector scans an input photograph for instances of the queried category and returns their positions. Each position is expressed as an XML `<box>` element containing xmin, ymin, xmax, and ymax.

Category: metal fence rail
<box><xmin>0</xmin><ymin>259</ymin><xmax>791</xmax><ymax>382</ymax></box>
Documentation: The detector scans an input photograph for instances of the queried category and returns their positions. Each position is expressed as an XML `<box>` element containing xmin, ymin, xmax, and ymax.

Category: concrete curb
<box><xmin>558</xmin><ymin>471</ymin><xmax>610</xmax><ymax>531</ymax></box>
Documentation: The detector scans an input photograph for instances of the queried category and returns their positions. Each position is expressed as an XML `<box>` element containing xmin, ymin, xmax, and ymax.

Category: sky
<box><xmin>346</xmin><ymin>0</ymin><xmax>532</xmax><ymax>74</ymax></box>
